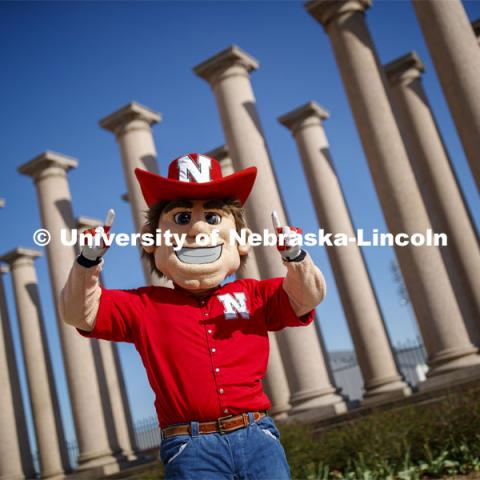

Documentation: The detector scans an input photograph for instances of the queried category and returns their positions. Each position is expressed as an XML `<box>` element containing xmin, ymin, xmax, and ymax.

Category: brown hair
<box><xmin>141</xmin><ymin>198</ymin><xmax>249</xmax><ymax>278</ymax></box>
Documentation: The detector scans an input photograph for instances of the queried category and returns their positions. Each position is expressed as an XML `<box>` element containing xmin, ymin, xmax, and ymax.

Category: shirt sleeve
<box><xmin>256</xmin><ymin>277</ymin><xmax>315</xmax><ymax>331</ymax></box>
<box><xmin>77</xmin><ymin>286</ymin><xmax>147</xmax><ymax>343</ymax></box>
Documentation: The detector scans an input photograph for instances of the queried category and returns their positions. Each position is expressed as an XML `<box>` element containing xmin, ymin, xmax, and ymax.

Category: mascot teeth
<box><xmin>175</xmin><ymin>245</ymin><xmax>223</xmax><ymax>264</ymax></box>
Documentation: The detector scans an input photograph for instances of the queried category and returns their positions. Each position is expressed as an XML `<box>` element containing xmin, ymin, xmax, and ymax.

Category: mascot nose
<box><xmin>188</xmin><ymin>219</ymin><xmax>211</xmax><ymax>238</ymax></box>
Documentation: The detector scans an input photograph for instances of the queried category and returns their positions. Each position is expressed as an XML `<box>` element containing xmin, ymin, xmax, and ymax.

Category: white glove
<box><xmin>271</xmin><ymin>211</ymin><xmax>303</xmax><ymax>262</ymax></box>
<box><xmin>80</xmin><ymin>209</ymin><xmax>115</xmax><ymax>264</ymax></box>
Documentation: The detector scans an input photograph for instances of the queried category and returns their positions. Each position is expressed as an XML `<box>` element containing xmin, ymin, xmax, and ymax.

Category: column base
<box><xmin>288</xmin><ymin>398</ymin><xmax>348</xmax><ymax>423</ymax></box>
<box><xmin>288</xmin><ymin>385</ymin><xmax>348</xmax><ymax>419</ymax></box>
<box><xmin>41</xmin><ymin>472</ymin><xmax>65</xmax><ymax>480</ymax></box>
<box><xmin>361</xmin><ymin>374</ymin><xmax>412</xmax><ymax>406</ymax></box>
<box><xmin>419</xmin><ymin>363</ymin><xmax>480</xmax><ymax>392</ymax></box>
<box><xmin>68</xmin><ymin>462</ymin><xmax>120</xmax><ymax>480</ymax></box>
<box><xmin>123</xmin><ymin>452</ymin><xmax>138</xmax><ymax>462</ymax></box>
<box><xmin>427</xmin><ymin>346</ymin><xmax>480</xmax><ymax>376</ymax></box>
<box><xmin>289</xmin><ymin>385</ymin><xmax>342</xmax><ymax>409</ymax></box>
<box><xmin>361</xmin><ymin>385</ymin><xmax>412</xmax><ymax>408</ymax></box>
<box><xmin>268</xmin><ymin>402</ymin><xmax>291</xmax><ymax>420</ymax></box>
<box><xmin>67</xmin><ymin>456</ymin><xmax>153</xmax><ymax>480</ymax></box>
<box><xmin>112</xmin><ymin>449</ymin><xmax>138</xmax><ymax>463</ymax></box>
<box><xmin>76</xmin><ymin>449</ymin><xmax>118</xmax><ymax>472</ymax></box>
<box><xmin>363</xmin><ymin>373</ymin><xmax>408</xmax><ymax>393</ymax></box>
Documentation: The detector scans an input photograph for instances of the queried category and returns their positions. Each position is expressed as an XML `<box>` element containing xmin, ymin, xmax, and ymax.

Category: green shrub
<box><xmin>279</xmin><ymin>387</ymin><xmax>480</xmax><ymax>479</ymax></box>
<box><xmin>127</xmin><ymin>387</ymin><xmax>480</xmax><ymax>479</ymax></box>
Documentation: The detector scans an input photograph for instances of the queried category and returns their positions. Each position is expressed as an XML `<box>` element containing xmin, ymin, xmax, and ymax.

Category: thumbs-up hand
<box><xmin>271</xmin><ymin>211</ymin><xmax>303</xmax><ymax>262</ymax></box>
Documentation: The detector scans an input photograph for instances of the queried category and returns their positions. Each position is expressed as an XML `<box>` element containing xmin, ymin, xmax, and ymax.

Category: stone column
<box><xmin>0</xmin><ymin>264</ymin><xmax>36</xmax><ymax>480</ymax></box>
<box><xmin>18</xmin><ymin>152</ymin><xmax>117</xmax><ymax>473</ymax></box>
<box><xmin>209</xmin><ymin>145</ymin><xmax>292</xmax><ymax>419</ymax></box>
<box><xmin>77</xmin><ymin>217</ymin><xmax>137</xmax><ymax>460</ymax></box>
<box><xmin>1</xmin><ymin>248</ymin><xmax>66</xmax><ymax>480</ymax></box>
<box><xmin>412</xmin><ymin>0</ymin><xmax>480</xmax><ymax>190</ymax></box>
<box><xmin>473</xmin><ymin>19</ymin><xmax>480</xmax><ymax>45</ymax></box>
<box><xmin>306</xmin><ymin>0</ymin><xmax>480</xmax><ymax>383</ymax></box>
<box><xmin>279</xmin><ymin>101</ymin><xmax>411</xmax><ymax>403</ymax></box>
<box><xmin>384</xmin><ymin>52</ymin><xmax>480</xmax><ymax>346</ymax></box>
<box><xmin>99</xmin><ymin>102</ymin><xmax>162</xmax><ymax>285</ymax></box>
<box><xmin>195</xmin><ymin>47</ymin><xmax>347</xmax><ymax>418</ymax></box>
<box><xmin>0</xmin><ymin>198</ymin><xmax>5</xmax><ymax>208</ymax></box>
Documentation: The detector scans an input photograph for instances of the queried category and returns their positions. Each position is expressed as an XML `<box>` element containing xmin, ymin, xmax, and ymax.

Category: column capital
<box><xmin>18</xmin><ymin>151</ymin><xmax>78</xmax><ymax>181</ymax></box>
<box><xmin>383</xmin><ymin>51</ymin><xmax>425</xmax><ymax>86</ymax></box>
<box><xmin>76</xmin><ymin>216</ymin><xmax>102</xmax><ymax>230</ymax></box>
<box><xmin>206</xmin><ymin>145</ymin><xmax>232</xmax><ymax>175</ymax></box>
<box><xmin>0</xmin><ymin>264</ymin><xmax>8</xmax><ymax>274</ymax></box>
<box><xmin>99</xmin><ymin>102</ymin><xmax>162</xmax><ymax>134</ymax></box>
<box><xmin>278</xmin><ymin>101</ymin><xmax>329</xmax><ymax>135</ymax></box>
<box><xmin>0</xmin><ymin>198</ymin><xmax>5</xmax><ymax>208</ymax></box>
<box><xmin>206</xmin><ymin>144</ymin><xmax>229</xmax><ymax>162</ymax></box>
<box><xmin>193</xmin><ymin>45</ymin><xmax>259</xmax><ymax>84</ymax></box>
<box><xmin>0</xmin><ymin>247</ymin><xmax>42</xmax><ymax>268</ymax></box>
<box><xmin>472</xmin><ymin>18</ymin><xmax>480</xmax><ymax>44</ymax></box>
<box><xmin>305</xmin><ymin>0</ymin><xmax>371</xmax><ymax>29</ymax></box>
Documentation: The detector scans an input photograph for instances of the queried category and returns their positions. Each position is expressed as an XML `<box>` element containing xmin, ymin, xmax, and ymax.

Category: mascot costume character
<box><xmin>60</xmin><ymin>153</ymin><xmax>326</xmax><ymax>479</ymax></box>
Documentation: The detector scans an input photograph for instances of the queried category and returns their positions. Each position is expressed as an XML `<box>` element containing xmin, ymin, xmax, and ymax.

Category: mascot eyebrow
<box><xmin>163</xmin><ymin>199</ymin><xmax>234</xmax><ymax>214</ymax></box>
<box><xmin>163</xmin><ymin>200</ymin><xmax>194</xmax><ymax>213</ymax></box>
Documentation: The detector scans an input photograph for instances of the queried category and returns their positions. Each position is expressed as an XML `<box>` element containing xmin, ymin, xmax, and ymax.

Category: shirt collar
<box><xmin>172</xmin><ymin>282</ymin><xmax>222</xmax><ymax>300</ymax></box>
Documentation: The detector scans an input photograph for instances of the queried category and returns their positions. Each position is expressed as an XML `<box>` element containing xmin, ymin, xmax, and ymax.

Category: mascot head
<box><xmin>135</xmin><ymin>153</ymin><xmax>257</xmax><ymax>292</ymax></box>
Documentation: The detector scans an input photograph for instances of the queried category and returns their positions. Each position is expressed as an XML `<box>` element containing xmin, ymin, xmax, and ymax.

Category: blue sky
<box><xmin>1</xmin><ymin>0</ymin><xmax>479</xmax><ymax>450</ymax></box>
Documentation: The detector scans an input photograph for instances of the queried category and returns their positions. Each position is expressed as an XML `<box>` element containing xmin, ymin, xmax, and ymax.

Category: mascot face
<box><xmin>135</xmin><ymin>153</ymin><xmax>257</xmax><ymax>291</ymax></box>
<box><xmin>152</xmin><ymin>199</ymin><xmax>250</xmax><ymax>292</ymax></box>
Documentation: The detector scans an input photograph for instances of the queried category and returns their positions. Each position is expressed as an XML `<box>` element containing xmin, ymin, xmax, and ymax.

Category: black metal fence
<box><xmin>66</xmin><ymin>440</ymin><xmax>79</xmax><ymax>472</ymax></box>
<box><xmin>134</xmin><ymin>416</ymin><xmax>162</xmax><ymax>451</ymax></box>
<box><xmin>35</xmin><ymin>419</ymin><xmax>161</xmax><ymax>472</ymax></box>
<box><xmin>330</xmin><ymin>337</ymin><xmax>428</xmax><ymax>400</ymax></box>
<box><xmin>394</xmin><ymin>337</ymin><xmax>428</xmax><ymax>385</ymax></box>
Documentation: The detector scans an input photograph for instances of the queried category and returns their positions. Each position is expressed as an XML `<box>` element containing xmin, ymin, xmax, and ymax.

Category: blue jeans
<box><xmin>159</xmin><ymin>413</ymin><xmax>291</xmax><ymax>479</ymax></box>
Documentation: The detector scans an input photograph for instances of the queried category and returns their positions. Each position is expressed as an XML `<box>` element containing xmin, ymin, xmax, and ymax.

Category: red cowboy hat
<box><xmin>134</xmin><ymin>153</ymin><xmax>257</xmax><ymax>206</ymax></box>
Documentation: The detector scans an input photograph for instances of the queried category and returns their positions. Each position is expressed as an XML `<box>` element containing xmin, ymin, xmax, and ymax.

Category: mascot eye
<box><xmin>205</xmin><ymin>212</ymin><xmax>221</xmax><ymax>225</ymax></box>
<box><xmin>174</xmin><ymin>212</ymin><xmax>191</xmax><ymax>225</ymax></box>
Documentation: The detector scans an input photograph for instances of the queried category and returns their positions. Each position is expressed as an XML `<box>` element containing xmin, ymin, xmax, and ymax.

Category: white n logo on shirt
<box><xmin>217</xmin><ymin>293</ymin><xmax>250</xmax><ymax>320</ymax></box>
<box><xmin>177</xmin><ymin>155</ymin><xmax>212</xmax><ymax>183</ymax></box>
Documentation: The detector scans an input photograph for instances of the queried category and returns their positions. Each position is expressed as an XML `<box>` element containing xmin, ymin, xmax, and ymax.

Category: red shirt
<box><xmin>79</xmin><ymin>277</ymin><xmax>314</xmax><ymax>427</ymax></box>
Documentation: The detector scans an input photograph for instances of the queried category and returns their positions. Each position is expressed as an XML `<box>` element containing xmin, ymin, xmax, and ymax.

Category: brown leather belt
<box><xmin>161</xmin><ymin>411</ymin><xmax>267</xmax><ymax>439</ymax></box>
